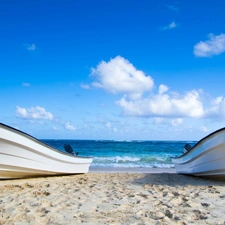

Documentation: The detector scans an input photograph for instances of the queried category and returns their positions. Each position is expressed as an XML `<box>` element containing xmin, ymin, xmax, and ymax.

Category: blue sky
<box><xmin>1</xmin><ymin>0</ymin><xmax>225</xmax><ymax>140</ymax></box>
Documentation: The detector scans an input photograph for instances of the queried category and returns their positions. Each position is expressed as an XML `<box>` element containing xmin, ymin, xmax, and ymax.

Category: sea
<box><xmin>42</xmin><ymin>140</ymin><xmax>197</xmax><ymax>169</ymax></box>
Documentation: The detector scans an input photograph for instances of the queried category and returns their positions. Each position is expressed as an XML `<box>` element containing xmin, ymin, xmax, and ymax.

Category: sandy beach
<box><xmin>0</xmin><ymin>171</ymin><xmax>225</xmax><ymax>225</ymax></box>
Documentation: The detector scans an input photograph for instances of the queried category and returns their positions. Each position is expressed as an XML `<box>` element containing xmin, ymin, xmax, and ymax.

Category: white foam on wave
<box><xmin>155</xmin><ymin>155</ymin><xmax>172</xmax><ymax>162</ymax></box>
<box><xmin>93</xmin><ymin>156</ymin><xmax>141</xmax><ymax>163</ymax></box>
<box><xmin>91</xmin><ymin>161</ymin><xmax>175</xmax><ymax>169</ymax></box>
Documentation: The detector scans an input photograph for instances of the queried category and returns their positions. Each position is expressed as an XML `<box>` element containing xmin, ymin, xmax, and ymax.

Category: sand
<box><xmin>0</xmin><ymin>172</ymin><xmax>225</xmax><ymax>225</ymax></box>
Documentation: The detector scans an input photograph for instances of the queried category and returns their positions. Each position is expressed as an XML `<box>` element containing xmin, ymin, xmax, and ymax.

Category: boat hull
<box><xmin>172</xmin><ymin>128</ymin><xmax>225</xmax><ymax>178</ymax></box>
<box><xmin>0</xmin><ymin>123</ymin><xmax>93</xmax><ymax>179</ymax></box>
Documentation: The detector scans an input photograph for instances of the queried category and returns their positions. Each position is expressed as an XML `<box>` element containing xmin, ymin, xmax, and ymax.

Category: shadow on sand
<box><xmin>132</xmin><ymin>173</ymin><xmax>225</xmax><ymax>187</ymax></box>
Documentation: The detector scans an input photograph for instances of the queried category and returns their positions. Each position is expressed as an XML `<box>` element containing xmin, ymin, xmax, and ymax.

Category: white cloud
<box><xmin>26</xmin><ymin>44</ymin><xmax>36</xmax><ymax>51</ymax></box>
<box><xmin>16</xmin><ymin>106</ymin><xmax>53</xmax><ymax>120</ymax></box>
<box><xmin>171</xmin><ymin>118</ymin><xmax>183</xmax><ymax>126</ymax></box>
<box><xmin>89</xmin><ymin>56</ymin><xmax>225</xmax><ymax>124</ymax></box>
<box><xmin>116</xmin><ymin>87</ymin><xmax>205</xmax><ymax>118</ymax></box>
<box><xmin>65</xmin><ymin>123</ymin><xmax>76</xmax><ymax>131</ymax></box>
<box><xmin>194</xmin><ymin>33</ymin><xmax>225</xmax><ymax>57</ymax></box>
<box><xmin>116</xmin><ymin>84</ymin><xmax>225</xmax><ymax>120</ymax></box>
<box><xmin>153</xmin><ymin>117</ymin><xmax>183</xmax><ymax>127</ymax></box>
<box><xmin>24</xmin><ymin>43</ymin><xmax>36</xmax><ymax>51</ymax></box>
<box><xmin>205</xmin><ymin>96</ymin><xmax>225</xmax><ymax>118</ymax></box>
<box><xmin>168</xmin><ymin>22</ymin><xmax>177</xmax><ymax>29</ymax></box>
<box><xmin>161</xmin><ymin>21</ymin><xmax>177</xmax><ymax>30</ymax></box>
<box><xmin>159</xmin><ymin>84</ymin><xmax>169</xmax><ymax>94</ymax></box>
<box><xmin>91</xmin><ymin>56</ymin><xmax>154</xmax><ymax>99</ymax></box>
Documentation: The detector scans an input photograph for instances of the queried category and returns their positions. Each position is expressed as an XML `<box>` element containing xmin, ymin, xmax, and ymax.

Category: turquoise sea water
<box><xmin>42</xmin><ymin>140</ymin><xmax>197</xmax><ymax>169</ymax></box>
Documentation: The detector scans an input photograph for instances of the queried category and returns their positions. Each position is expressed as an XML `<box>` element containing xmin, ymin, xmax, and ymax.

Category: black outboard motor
<box><xmin>183</xmin><ymin>144</ymin><xmax>192</xmax><ymax>154</ymax></box>
<box><xmin>64</xmin><ymin>144</ymin><xmax>78</xmax><ymax>155</ymax></box>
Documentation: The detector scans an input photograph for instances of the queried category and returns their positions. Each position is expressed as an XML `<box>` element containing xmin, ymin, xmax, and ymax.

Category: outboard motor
<box><xmin>183</xmin><ymin>144</ymin><xmax>192</xmax><ymax>154</ymax></box>
<box><xmin>64</xmin><ymin>144</ymin><xmax>78</xmax><ymax>155</ymax></box>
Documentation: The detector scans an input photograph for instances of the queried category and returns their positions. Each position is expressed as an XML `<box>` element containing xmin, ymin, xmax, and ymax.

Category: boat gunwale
<box><xmin>173</xmin><ymin>127</ymin><xmax>225</xmax><ymax>159</ymax></box>
<box><xmin>0</xmin><ymin>122</ymin><xmax>92</xmax><ymax>159</ymax></box>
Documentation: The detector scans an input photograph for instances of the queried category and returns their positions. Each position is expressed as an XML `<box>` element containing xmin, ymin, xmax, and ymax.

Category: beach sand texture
<box><xmin>0</xmin><ymin>173</ymin><xmax>225</xmax><ymax>225</ymax></box>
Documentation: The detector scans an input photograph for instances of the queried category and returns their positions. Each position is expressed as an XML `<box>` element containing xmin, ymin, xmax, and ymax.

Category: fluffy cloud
<box><xmin>116</xmin><ymin>84</ymin><xmax>225</xmax><ymax>119</ymax></box>
<box><xmin>65</xmin><ymin>123</ymin><xmax>76</xmax><ymax>131</ymax></box>
<box><xmin>194</xmin><ymin>33</ymin><xmax>225</xmax><ymax>57</ymax></box>
<box><xmin>171</xmin><ymin>118</ymin><xmax>183</xmax><ymax>126</ymax></box>
<box><xmin>205</xmin><ymin>96</ymin><xmax>225</xmax><ymax>118</ymax></box>
<box><xmin>153</xmin><ymin>117</ymin><xmax>183</xmax><ymax>127</ymax></box>
<box><xmin>159</xmin><ymin>84</ymin><xmax>169</xmax><ymax>94</ymax></box>
<box><xmin>161</xmin><ymin>22</ymin><xmax>177</xmax><ymax>30</ymax></box>
<box><xmin>89</xmin><ymin>56</ymin><xmax>225</xmax><ymax>122</ymax></box>
<box><xmin>26</xmin><ymin>43</ymin><xmax>36</xmax><ymax>51</ymax></box>
<box><xmin>116</xmin><ymin>86</ymin><xmax>205</xmax><ymax>118</ymax></box>
<box><xmin>91</xmin><ymin>56</ymin><xmax>154</xmax><ymax>99</ymax></box>
<box><xmin>16</xmin><ymin>106</ymin><xmax>53</xmax><ymax>120</ymax></box>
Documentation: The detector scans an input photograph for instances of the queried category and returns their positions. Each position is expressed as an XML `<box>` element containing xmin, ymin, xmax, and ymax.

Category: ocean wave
<box><xmin>93</xmin><ymin>155</ymin><xmax>173</xmax><ymax>163</ymax></box>
<box><xmin>92</xmin><ymin>154</ymin><xmax>174</xmax><ymax>169</ymax></box>
<box><xmin>94</xmin><ymin>156</ymin><xmax>141</xmax><ymax>163</ymax></box>
<box><xmin>43</xmin><ymin>139</ymin><xmax>182</xmax><ymax>169</ymax></box>
<box><xmin>91</xmin><ymin>162</ymin><xmax>175</xmax><ymax>169</ymax></box>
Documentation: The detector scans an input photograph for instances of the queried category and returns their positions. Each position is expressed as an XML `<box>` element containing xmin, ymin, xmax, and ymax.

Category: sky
<box><xmin>1</xmin><ymin>0</ymin><xmax>225</xmax><ymax>140</ymax></box>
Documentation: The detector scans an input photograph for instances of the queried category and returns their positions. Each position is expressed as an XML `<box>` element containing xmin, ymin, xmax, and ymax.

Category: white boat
<box><xmin>172</xmin><ymin>127</ymin><xmax>225</xmax><ymax>178</ymax></box>
<box><xmin>0</xmin><ymin>123</ymin><xmax>93</xmax><ymax>179</ymax></box>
